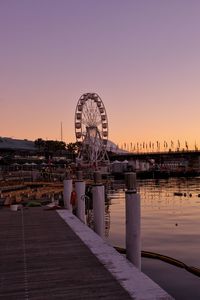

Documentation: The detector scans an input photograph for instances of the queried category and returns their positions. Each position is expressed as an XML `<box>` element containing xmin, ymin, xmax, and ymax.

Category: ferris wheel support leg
<box><xmin>92</xmin><ymin>184</ymin><xmax>105</xmax><ymax>239</ymax></box>
<box><xmin>75</xmin><ymin>180</ymin><xmax>86</xmax><ymax>223</ymax></box>
<box><xmin>63</xmin><ymin>179</ymin><xmax>72</xmax><ymax>211</ymax></box>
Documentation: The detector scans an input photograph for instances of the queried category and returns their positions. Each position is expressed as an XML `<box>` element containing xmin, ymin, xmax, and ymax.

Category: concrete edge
<box><xmin>57</xmin><ymin>209</ymin><xmax>174</xmax><ymax>300</ymax></box>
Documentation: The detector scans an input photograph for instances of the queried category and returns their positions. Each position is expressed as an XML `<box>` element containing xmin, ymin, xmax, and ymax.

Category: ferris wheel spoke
<box><xmin>93</xmin><ymin>108</ymin><xmax>102</xmax><ymax>126</ymax></box>
<box><xmin>82</xmin><ymin>110</ymin><xmax>90</xmax><ymax>125</ymax></box>
<box><xmin>83</xmin><ymin>101</ymin><xmax>91</xmax><ymax>121</ymax></box>
<box><xmin>96</xmin><ymin>120</ymin><xmax>102</xmax><ymax>127</ymax></box>
<box><xmin>94</xmin><ymin>105</ymin><xmax>100</xmax><ymax>118</ymax></box>
<box><xmin>86</xmin><ymin>108</ymin><xmax>94</xmax><ymax>125</ymax></box>
<box><xmin>81</xmin><ymin>120</ymin><xmax>88</xmax><ymax>127</ymax></box>
<box><xmin>92</xmin><ymin>108</ymin><xmax>99</xmax><ymax>123</ymax></box>
<box><xmin>88</xmin><ymin>98</ymin><xmax>94</xmax><ymax>110</ymax></box>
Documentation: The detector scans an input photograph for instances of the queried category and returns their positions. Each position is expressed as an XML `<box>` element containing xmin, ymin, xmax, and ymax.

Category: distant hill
<box><xmin>0</xmin><ymin>137</ymin><xmax>36</xmax><ymax>151</ymax></box>
<box><xmin>0</xmin><ymin>137</ymin><xmax>127</xmax><ymax>154</ymax></box>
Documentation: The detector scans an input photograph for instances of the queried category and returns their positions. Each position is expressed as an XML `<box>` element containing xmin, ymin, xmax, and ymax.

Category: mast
<box><xmin>61</xmin><ymin>121</ymin><xmax>63</xmax><ymax>141</ymax></box>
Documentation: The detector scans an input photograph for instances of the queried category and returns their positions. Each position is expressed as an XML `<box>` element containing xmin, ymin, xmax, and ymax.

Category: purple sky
<box><xmin>1</xmin><ymin>0</ymin><xmax>200</xmax><ymax>149</ymax></box>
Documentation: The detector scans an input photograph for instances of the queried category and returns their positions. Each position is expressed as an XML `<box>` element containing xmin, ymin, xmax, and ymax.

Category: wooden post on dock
<box><xmin>75</xmin><ymin>171</ymin><xmax>86</xmax><ymax>223</ymax></box>
<box><xmin>92</xmin><ymin>171</ymin><xmax>105</xmax><ymax>238</ymax></box>
<box><xmin>125</xmin><ymin>172</ymin><xmax>141</xmax><ymax>270</ymax></box>
<box><xmin>63</xmin><ymin>171</ymin><xmax>72</xmax><ymax>211</ymax></box>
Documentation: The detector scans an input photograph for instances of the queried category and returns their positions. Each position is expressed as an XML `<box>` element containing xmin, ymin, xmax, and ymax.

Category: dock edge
<box><xmin>57</xmin><ymin>210</ymin><xmax>173</xmax><ymax>300</ymax></box>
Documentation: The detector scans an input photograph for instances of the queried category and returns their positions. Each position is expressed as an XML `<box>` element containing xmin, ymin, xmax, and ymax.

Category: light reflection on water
<box><xmin>105</xmin><ymin>177</ymin><xmax>200</xmax><ymax>299</ymax></box>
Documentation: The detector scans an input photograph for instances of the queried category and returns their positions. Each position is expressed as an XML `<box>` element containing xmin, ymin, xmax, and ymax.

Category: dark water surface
<box><xmin>106</xmin><ymin>177</ymin><xmax>200</xmax><ymax>299</ymax></box>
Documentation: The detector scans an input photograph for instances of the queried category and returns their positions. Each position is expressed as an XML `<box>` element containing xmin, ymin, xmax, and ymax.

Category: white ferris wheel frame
<box><xmin>75</xmin><ymin>93</ymin><xmax>109</xmax><ymax>165</ymax></box>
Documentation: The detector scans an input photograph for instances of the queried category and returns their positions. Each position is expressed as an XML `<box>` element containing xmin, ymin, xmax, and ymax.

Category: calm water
<box><xmin>106</xmin><ymin>177</ymin><xmax>200</xmax><ymax>299</ymax></box>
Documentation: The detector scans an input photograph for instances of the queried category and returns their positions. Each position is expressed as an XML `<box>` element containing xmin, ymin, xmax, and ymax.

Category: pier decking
<box><xmin>0</xmin><ymin>207</ymin><xmax>172</xmax><ymax>299</ymax></box>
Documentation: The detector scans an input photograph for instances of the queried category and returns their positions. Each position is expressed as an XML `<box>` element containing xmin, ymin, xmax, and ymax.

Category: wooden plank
<box><xmin>0</xmin><ymin>207</ymin><xmax>132</xmax><ymax>300</ymax></box>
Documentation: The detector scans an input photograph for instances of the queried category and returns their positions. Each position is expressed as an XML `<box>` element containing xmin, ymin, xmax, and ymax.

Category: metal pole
<box><xmin>125</xmin><ymin>172</ymin><xmax>141</xmax><ymax>270</ymax></box>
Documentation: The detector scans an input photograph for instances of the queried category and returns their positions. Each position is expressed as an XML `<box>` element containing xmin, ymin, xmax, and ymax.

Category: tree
<box><xmin>34</xmin><ymin>138</ymin><xmax>46</xmax><ymax>151</ymax></box>
<box><xmin>67</xmin><ymin>142</ymin><xmax>80</xmax><ymax>154</ymax></box>
<box><xmin>45</xmin><ymin>140</ymin><xmax>66</xmax><ymax>152</ymax></box>
<box><xmin>34</xmin><ymin>139</ymin><xmax>66</xmax><ymax>153</ymax></box>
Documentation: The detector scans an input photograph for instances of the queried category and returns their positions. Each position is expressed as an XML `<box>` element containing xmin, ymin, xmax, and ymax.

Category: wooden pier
<box><xmin>0</xmin><ymin>207</ymin><xmax>172</xmax><ymax>299</ymax></box>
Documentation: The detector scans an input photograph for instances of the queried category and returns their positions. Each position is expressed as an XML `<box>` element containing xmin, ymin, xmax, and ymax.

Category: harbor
<box><xmin>1</xmin><ymin>91</ymin><xmax>200</xmax><ymax>299</ymax></box>
<box><xmin>106</xmin><ymin>177</ymin><xmax>200</xmax><ymax>299</ymax></box>
<box><xmin>1</xmin><ymin>170</ymin><xmax>200</xmax><ymax>298</ymax></box>
<box><xmin>2</xmin><ymin>1</ymin><xmax>200</xmax><ymax>298</ymax></box>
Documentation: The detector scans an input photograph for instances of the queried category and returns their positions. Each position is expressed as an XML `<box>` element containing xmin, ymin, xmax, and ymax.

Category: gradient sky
<box><xmin>1</xmin><ymin>0</ymin><xmax>200</xmax><ymax>149</ymax></box>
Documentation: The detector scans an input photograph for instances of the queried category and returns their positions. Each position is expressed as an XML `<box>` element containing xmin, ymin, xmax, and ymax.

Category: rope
<box><xmin>114</xmin><ymin>246</ymin><xmax>200</xmax><ymax>278</ymax></box>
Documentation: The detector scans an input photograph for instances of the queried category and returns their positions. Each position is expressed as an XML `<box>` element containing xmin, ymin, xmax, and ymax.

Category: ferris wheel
<box><xmin>75</xmin><ymin>93</ymin><xmax>109</xmax><ymax>166</ymax></box>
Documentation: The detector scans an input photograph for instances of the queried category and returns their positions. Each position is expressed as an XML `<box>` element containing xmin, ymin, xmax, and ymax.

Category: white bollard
<box><xmin>92</xmin><ymin>184</ymin><xmax>105</xmax><ymax>238</ymax></box>
<box><xmin>10</xmin><ymin>204</ymin><xmax>19</xmax><ymax>211</ymax></box>
<box><xmin>51</xmin><ymin>194</ymin><xmax>55</xmax><ymax>203</ymax></box>
<box><xmin>125</xmin><ymin>173</ymin><xmax>141</xmax><ymax>270</ymax></box>
<box><xmin>63</xmin><ymin>179</ymin><xmax>72</xmax><ymax>211</ymax></box>
<box><xmin>75</xmin><ymin>180</ymin><xmax>86</xmax><ymax>223</ymax></box>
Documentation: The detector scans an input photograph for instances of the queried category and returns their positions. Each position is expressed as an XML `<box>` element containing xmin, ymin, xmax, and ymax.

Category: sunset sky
<box><xmin>1</xmin><ymin>0</ymin><xmax>200</xmax><ymax>149</ymax></box>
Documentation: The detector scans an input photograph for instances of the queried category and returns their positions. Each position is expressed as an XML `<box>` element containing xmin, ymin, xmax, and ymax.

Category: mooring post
<box><xmin>51</xmin><ymin>194</ymin><xmax>55</xmax><ymax>203</ymax></box>
<box><xmin>63</xmin><ymin>170</ymin><xmax>72</xmax><ymax>211</ymax></box>
<box><xmin>125</xmin><ymin>172</ymin><xmax>141</xmax><ymax>270</ymax></box>
<box><xmin>92</xmin><ymin>171</ymin><xmax>105</xmax><ymax>238</ymax></box>
<box><xmin>75</xmin><ymin>171</ymin><xmax>86</xmax><ymax>223</ymax></box>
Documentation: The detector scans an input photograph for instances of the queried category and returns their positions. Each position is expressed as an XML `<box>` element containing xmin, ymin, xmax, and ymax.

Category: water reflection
<box><xmin>86</xmin><ymin>178</ymin><xmax>200</xmax><ymax>298</ymax></box>
<box><xmin>106</xmin><ymin>177</ymin><xmax>200</xmax><ymax>268</ymax></box>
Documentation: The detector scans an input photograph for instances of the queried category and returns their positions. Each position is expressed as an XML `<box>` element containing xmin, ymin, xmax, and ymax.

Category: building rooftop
<box><xmin>0</xmin><ymin>137</ymin><xmax>36</xmax><ymax>151</ymax></box>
